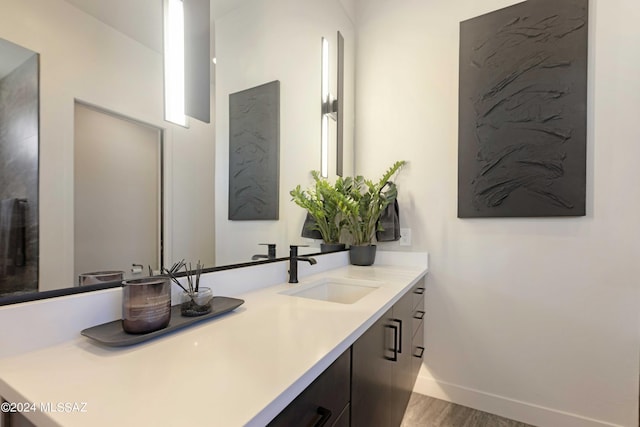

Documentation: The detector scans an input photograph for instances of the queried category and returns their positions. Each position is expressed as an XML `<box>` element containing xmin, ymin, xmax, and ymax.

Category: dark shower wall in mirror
<box><xmin>0</xmin><ymin>53</ymin><xmax>39</xmax><ymax>296</ymax></box>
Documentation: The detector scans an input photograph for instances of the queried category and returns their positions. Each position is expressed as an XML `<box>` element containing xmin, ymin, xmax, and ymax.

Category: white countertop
<box><xmin>0</xmin><ymin>262</ymin><xmax>427</xmax><ymax>427</ymax></box>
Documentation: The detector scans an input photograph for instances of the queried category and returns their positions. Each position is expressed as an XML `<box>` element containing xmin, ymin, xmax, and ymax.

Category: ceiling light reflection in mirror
<box><xmin>164</xmin><ymin>0</ymin><xmax>187</xmax><ymax>127</ymax></box>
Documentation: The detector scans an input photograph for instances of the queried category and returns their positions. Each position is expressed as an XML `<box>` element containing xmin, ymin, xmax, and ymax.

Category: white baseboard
<box><xmin>413</xmin><ymin>371</ymin><xmax>626</xmax><ymax>427</ymax></box>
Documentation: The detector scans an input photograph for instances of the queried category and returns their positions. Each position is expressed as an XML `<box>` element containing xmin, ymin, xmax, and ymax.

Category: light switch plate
<box><xmin>399</xmin><ymin>228</ymin><xmax>411</xmax><ymax>246</ymax></box>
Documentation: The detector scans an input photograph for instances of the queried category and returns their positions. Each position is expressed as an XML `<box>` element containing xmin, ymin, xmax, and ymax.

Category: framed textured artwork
<box><xmin>458</xmin><ymin>0</ymin><xmax>588</xmax><ymax>218</ymax></box>
<box><xmin>228</xmin><ymin>80</ymin><xmax>280</xmax><ymax>220</ymax></box>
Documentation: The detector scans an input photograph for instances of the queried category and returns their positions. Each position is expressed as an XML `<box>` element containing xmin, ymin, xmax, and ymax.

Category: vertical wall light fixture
<box><xmin>336</xmin><ymin>31</ymin><xmax>344</xmax><ymax>177</ymax></box>
<box><xmin>183</xmin><ymin>0</ymin><xmax>211</xmax><ymax>123</ymax></box>
<box><xmin>320</xmin><ymin>32</ymin><xmax>344</xmax><ymax>178</ymax></box>
<box><xmin>164</xmin><ymin>0</ymin><xmax>211</xmax><ymax>126</ymax></box>
<box><xmin>164</xmin><ymin>0</ymin><xmax>187</xmax><ymax>127</ymax></box>
<box><xmin>321</xmin><ymin>37</ymin><xmax>331</xmax><ymax>178</ymax></box>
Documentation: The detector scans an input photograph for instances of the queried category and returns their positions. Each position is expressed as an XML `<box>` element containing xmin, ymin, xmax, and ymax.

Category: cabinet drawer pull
<box><xmin>414</xmin><ymin>287</ymin><xmax>425</xmax><ymax>295</ymax></box>
<box><xmin>391</xmin><ymin>318</ymin><xmax>403</xmax><ymax>353</ymax></box>
<box><xmin>313</xmin><ymin>406</ymin><xmax>332</xmax><ymax>427</ymax></box>
<box><xmin>414</xmin><ymin>346</ymin><xmax>425</xmax><ymax>359</ymax></box>
<box><xmin>384</xmin><ymin>324</ymin><xmax>399</xmax><ymax>362</ymax></box>
<box><xmin>413</xmin><ymin>310</ymin><xmax>425</xmax><ymax>320</ymax></box>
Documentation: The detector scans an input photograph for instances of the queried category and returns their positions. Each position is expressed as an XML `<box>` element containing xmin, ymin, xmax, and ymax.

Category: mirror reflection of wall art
<box><xmin>229</xmin><ymin>80</ymin><xmax>280</xmax><ymax>220</ymax></box>
<box><xmin>458</xmin><ymin>0</ymin><xmax>588</xmax><ymax>218</ymax></box>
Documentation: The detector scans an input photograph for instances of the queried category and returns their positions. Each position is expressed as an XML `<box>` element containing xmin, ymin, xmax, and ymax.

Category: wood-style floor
<box><xmin>401</xmin><ymin>393</ymin><xmax>536</xmax><ymax>427</ymax></box>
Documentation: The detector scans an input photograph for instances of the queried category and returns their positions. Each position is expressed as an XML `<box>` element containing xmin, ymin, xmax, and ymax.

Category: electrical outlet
<box><xmin>399</xmin><ymin>228</ymin><xmax>412</xmax><ymax>246</ymax></box>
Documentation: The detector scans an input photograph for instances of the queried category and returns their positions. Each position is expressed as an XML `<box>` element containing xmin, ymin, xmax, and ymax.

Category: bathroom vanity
<box><xmin>0</xmin><ymin>251</ymin><xmax>428</xmax><ymax>426</ymax></box>
<box><xmin>269</xmin><ymin>278</ymin><xmax>426</xmax><ymax>427</ymax></box>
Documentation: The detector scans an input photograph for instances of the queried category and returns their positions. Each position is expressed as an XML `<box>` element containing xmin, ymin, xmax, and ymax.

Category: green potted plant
<box><xmin>338</xmin><ymin>160</ymin><xmax>406</xmax><ymax>265</ymax></box>
<box><xmin>290</xmin><ymin>171</ymin><xmax>347</xmax><ymax>252</ymax></box>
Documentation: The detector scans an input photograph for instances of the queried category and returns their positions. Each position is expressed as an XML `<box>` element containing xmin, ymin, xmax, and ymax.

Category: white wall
<box><xmin>355</xmin><ymin>0</ymin><xmax>640</xmax><ymax>426</ymax></box>
<box><xmin>168</xmin><ymin>109</ymin><xmax>216</xmax><ymax>267</ymax></box>
<box><xmin>0</xmin><ymin>0</ymin><xmax>215</xmax><ymax>289</ymax></box>
<box><xmin>214</xmin><ymin>0</ymin><xmax>355</xmax><ymax>264</ymax></box>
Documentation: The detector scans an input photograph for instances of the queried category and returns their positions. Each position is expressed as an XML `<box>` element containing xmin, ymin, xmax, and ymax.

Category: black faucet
<box><xmin>289</xmin><ymin>245</ymin><xmax>317</xmax><ymax>283</ymax></box>
<box><xmin>251</xmin><ymin>243</ymin><xmax>277</xmax><ymax>260</ymax></box>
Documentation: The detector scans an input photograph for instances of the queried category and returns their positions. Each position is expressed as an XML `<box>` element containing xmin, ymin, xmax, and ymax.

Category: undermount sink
<box><xmin>281</xmin><ymin>277</ymin><xmax>380</xmax><ymax>304</ymax></box>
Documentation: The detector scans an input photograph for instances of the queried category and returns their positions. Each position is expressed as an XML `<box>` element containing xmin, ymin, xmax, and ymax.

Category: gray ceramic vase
<box><xmin>122</xmin><ymin>277</ymin><xmax>171</xmax><ymax>334</ymax></box>
<box><xmin>349</xmin><ymin>244</ymin><xmax>377</xmax><ymax>266</ymax></box>
<box><xmin>320</xmin><ymin>243</ymin><xmax>346</xmax><ymax>253</ymax></box>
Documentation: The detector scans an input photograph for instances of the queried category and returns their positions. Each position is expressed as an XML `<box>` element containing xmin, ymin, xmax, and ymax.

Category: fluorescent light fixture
<box><xmin>321</xmin><ymin>115</ymin><xmax>329</xmax><ymax>178</ymax></box>
<box><xmin>322</xmin><ymin>38</ymin><xmax>330</xmax><ymax>110</ymax></box>
<box><xmin>164</xmin><ymin>0</ymin><xmax>187</xmax><ymax>127</ymax></box>
<box><xmin>321</xmin><ymin>38</ymin><xmax>330</xmax><ymax>177</ymax></box>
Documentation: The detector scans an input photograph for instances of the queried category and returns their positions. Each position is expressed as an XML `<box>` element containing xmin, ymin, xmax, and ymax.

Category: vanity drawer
<box><xmin>268</xmin><ymin>349</ymin><xmax>350</xmax><ymax>427</ymax></box>
<box><xmin>332</xmin><ymin>403</ymin><xmax>350</xmax><ymax>427</ymax></box>
<box><xmin>412</xmin><ymin>321</ymin><xmax>425</xmax><ymax>381</ymax></box>
<box><xmin>412</xmin><ymin>279</ymin><xmax>426</xmax><ymax>310</ymax></box>
<box><xmin>412</xmin><ymin>295</ymin><xmax>425</xmax><ymax>339</ymax></box>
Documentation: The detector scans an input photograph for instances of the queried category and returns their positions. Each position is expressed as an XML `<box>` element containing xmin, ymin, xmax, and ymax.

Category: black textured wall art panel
<box><xmin>228</xmin><ymin>81</ymin><xmax>280</xmax><ymax>220</ymax></box>
<box><xmin>458</xmin><ymin>0</ymin><xmax>588</xmax><ymax>218</ymax></box>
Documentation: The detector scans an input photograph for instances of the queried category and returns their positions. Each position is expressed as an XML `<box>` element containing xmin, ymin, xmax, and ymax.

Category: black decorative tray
<box><xmin>81</xmin><ymin>296</ymin><xmax>244</xmax><ymax>347</ymax></box>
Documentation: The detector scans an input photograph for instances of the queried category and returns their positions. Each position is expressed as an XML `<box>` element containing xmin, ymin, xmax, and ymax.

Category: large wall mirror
<box><xmin>0</xmin><ymin>0</ymin><xmax>355</xmax><ymax>304</ymax></box>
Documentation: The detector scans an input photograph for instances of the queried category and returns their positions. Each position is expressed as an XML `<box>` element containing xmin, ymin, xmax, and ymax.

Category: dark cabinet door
<box><xmin>2</xmin><ymin>411</ymin><xmax>36</xmax><ymax>427</ymax></box>
<box><xmin>389</xmin><ymin>288</ymin><xmax>416</xmax><ymax>427</ymax></box>
<box><xmin>352</xmin><ymin>283</ymin><xmax>425</xmax><ymax>427</ymax></box>
<box><xmin>351</xmin><ymin>308</ymin><xmax>394</xmax><ymax>427</ymax></box>
<box><xmin>268</xmin><ymin>349</ymin><xmax>351</xmax><ymax>427</ymax></box>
